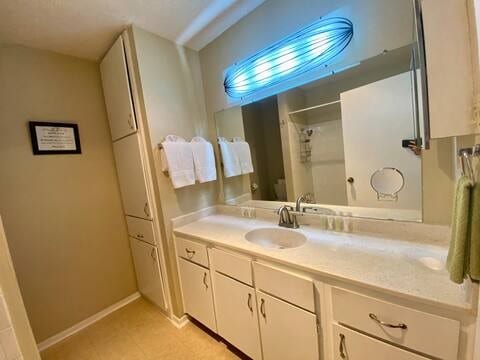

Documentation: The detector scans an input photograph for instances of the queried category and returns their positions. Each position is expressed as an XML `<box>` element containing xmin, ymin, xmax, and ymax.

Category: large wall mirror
<box><xmin>214</xmin><ymin>0</ymin><xmax>430</xmax><ymax>222</ymax></box>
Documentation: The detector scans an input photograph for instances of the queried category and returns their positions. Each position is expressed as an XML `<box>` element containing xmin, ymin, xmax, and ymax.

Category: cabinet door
<box><xmin>100</xmin><ymin>36</ymin><xmax>137</xmax><ymax>141</ymax></box>
<box><xmin>130</xmin><ymin>238</ymin><xmax>166</xmax><ymax>310</ymax></box>
<box><xmin>214</xmin><ymin>272</ymin><xmax>261</xmax><ymax>359</ymax></box>
<box><xmin>257</xmin><ymin>290</ymin><xmax>319</xmax><ymax>360</ymax></box>
<box><xmin>113</xmin><ymin>134</ymin><xmax>152</xmax><ymax>219</ymax></box>
<box><xmin>178</xmin><ymin>258</ymin><xmax>216</xmax><ymax>332</ymax></box>
<box><xmin>422</xmin><ymin>0</ymin><xmax>475</xmax><ymax>138</ymax></box>
<box><xmin>333</xmin><ymin>324</ymin><xmax>428</xmax><ymax>360</ymax></box>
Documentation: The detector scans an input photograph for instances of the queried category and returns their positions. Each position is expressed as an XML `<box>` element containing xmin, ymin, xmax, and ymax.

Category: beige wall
<box><xmin>129</xmin><ymin>26</ymin><xmax>218</xmax><ymax>316</ymax></box>
<box><xmin>0</xmin><ymin>44</ymin><xmax>137</xmax><ymax>342</ymax></box>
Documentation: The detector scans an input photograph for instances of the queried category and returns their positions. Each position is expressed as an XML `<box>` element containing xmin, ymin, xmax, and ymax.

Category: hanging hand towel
<box><xmin>218</xmin><ymin>138</ymin><xmax>241</xmax><ymax>178</ymax></box>
<box><xmin>161</xmin><ymin>136</ymin><xmax>195</xmax><ymax>189</ymax></box>
<box><xmin>232</xmin><ymin>137</ymin><xmax>254</xmax><ymax>174</ymax></box>
<box><xmin>190</xmin><ymin>137</ymin><xmax>217</xmax><ymax>183</ymax></box>
<box><xmin>469</xmin><ymin>181</ymin><xmax>480</xmax><ymax>280</ymax></box>
<box><xmin>447</xmin><ymin>175</ymin><xmax>473</xmax><ymax>284</ymax></box>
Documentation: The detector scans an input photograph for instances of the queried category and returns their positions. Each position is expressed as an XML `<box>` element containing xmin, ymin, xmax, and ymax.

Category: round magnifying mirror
<box><xmin>370</xmin><ymin>168</ymin><xmax>404</xmax><ymax>199</ymax></box>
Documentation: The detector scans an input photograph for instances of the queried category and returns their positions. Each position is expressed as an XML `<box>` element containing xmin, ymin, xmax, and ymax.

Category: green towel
<box><xmin>469</xmin><ymin>182</ymin><xmax>480</xmax><ymax>280</ymax></box>
<box><xmin>447</xmin><ymin>176</ymin><xmax>473</xmax><ymax>284</ymax></box>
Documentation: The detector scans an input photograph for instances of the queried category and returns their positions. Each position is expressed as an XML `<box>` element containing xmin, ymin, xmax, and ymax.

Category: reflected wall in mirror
<box><xmin>214</xmin><ymin>0</ymin><xmax>425</xmax><ymax>222</ymax></box>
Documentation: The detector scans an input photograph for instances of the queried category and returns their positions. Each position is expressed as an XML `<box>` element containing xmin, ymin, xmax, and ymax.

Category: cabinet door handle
<box><xmin>150</xmin><ymin>248</ymin><xmax>156</xmax><ymax>260</ymax></box>
<box><xmin>247</xmin><ymin>293</ymin><xmax>253</xmax><ymax>312</ymax></box>
<box><xmin>144</xmin><ymin>202</ymin><xmax>150</xmax><ymax>218</ymax></box>
<box><xmin>185</xmin><ymin>248</ymin><xmax>196</xmax><ymax>259</ymax></box>
<box><xmin>369</xmin><ymin>313</ymin><xmax>407</xmax><ymax>329</ymax></box>
<box><xmin>136</xmin><ymin>233</ymin><xmax>144</xmax><ymax>239</ymax></box>
<box><xmin>202</xmin><ymin>272</ymin><xmax>208</xmax><ymax>289</ymax></box>
<box><xmin>260</xmin><ymin>298</ymin><xmax>266</xmax><ymax>318</ymax></box>
<box><xmin>339</xmin><ymin>333</ymin><xmax>346</xmax><ymax>359</ymax></box>
<box><xmin>127</xmin><ymin>113</ymin><xmax>135</xmax><ymax>130</ymax></box>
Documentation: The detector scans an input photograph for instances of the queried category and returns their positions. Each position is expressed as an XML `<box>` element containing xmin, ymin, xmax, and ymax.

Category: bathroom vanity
<box><xmin>173</xmin><ymin>207</ymin><xmax>477</xmax><ymax>360</ymax></box>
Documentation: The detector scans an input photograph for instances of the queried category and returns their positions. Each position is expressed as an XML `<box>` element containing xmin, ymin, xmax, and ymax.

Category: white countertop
<box><xmin>174</xmin><ymin>213</ymin><xmax>474</xmax><ymax>311</ymax></box>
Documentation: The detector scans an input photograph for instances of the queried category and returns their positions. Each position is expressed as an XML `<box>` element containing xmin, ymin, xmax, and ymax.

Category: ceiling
<box><xmin>0</xmin><ymin>0</ymin><xmax>265</xmax><ymax>61</ymax></box>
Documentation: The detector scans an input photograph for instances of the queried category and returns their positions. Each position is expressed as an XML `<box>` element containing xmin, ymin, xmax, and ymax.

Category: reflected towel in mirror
<box><xmin>218</xmin><ymin>138</ymin><xmax>241</xmax><ymax>177</ymax></box>
<box><xmin>232</xmin><ymin>137</ymin><xmax>254</xmax><ymax>174</ymax></box>
<box><xmin>190</xmin><ymin>137</ymin><xmax>217</xmax><ymax>183</ymax></box>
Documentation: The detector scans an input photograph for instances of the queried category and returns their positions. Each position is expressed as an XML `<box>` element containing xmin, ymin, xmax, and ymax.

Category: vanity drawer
<box><xmin>176</xmin><ymin>237</ymin><xmax>209</xmax><ymax>268</ymax></box>
<box><xmin>211</xmin><ymin>248</ymin><xmax>252</xmax><ymax>285</ymax></box>
<box><xmin>126</xmin><ymin>216</ymin><xmax>155</xmax><ymax>245</ymax></box>
<box><xmin>331</xmin><ymin>287</ymin><xmax>460</xmax><ymax>360</ymax></box>
<box><xmin>253</xmin><ymin>262</ymin><xmax>314</xmax><ymax>312</ymax></box>
<box><xmin>333</xmin><ymin>324</ymin><xmax>428</xmax><ymax>360</ymax></box>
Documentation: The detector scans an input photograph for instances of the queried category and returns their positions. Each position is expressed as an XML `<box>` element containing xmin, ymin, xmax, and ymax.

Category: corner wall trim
<box><xmin>37</xmin><ymin>292</ymin><xmax>141</xmax><ymax>352</ymax></box>
<box><xmin>168</xmin><ymin>314</ymin><xmax>189</xmax><ymax>329</ymax></box>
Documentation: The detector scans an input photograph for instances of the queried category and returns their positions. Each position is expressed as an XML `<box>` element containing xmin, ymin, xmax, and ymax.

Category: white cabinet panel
<box><xmin>213</xmin><ymin>272</ymin><xmax>261</xmax><ymax>359</ymax></box>
<box><xmin>333</xmin><ymin>324</ymin><xmax>428</xmax><ymax>360</ymax></box>
<box><xmin>422</xmin><ymin>0</ymin><xmax>475</xmax><ymax>138</ymax></box>
<box><xmin>130</xmin><ymin>238</ymin><xmax>166</xmax><ymax>310</ymax></box>
<box><xmin>126</xmin><ymin>216</ymin><xmax>155</xmax><ymax>245</ymax></box>
<box><xmin>257</xmin><ymin>290</ymin><xmax>319</xmax><ymax>360</ymax></box>
<box><xmin>176</xmin><ymin>237</ymin><xmax>209</xmax><ymax>268</ymax></box>
<box><xmin>178</xmin><ymin>258</ymin><xmax>216</xmax><ymax>332</ymax></box>
<box><xmin>331</xmin><ymin>287</ymin><xmax>459</xmax><ymax>360</ymax></box>
<box><xmin>254</xmin><ymin>262</ymin><xmax>314</xmax><ymax>312</ymax></box>
<box><xmin>211</xmin><ymin>248</ymin><xmax>252</xmax><ymax>285</ymax></box>
<box><xmin>113</xmin><ymin>134</ymin><xmax>152</xmax><ymax>219</ymax></box>
<box><xmin>100</xmin><ymin>36</ymin><xmax>137</xmax><ymax>141</ymax></box>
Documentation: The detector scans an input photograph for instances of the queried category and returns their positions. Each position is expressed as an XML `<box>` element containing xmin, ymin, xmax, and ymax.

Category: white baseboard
<box><xmin>168</xmin><ymin>313</ymin><xmax>189</xmax><ymax>329</ymax></box>
<box><xmin>37</xmin><ymin>292</ymin><xmax>141</xmax><ymax>352</ymax></box>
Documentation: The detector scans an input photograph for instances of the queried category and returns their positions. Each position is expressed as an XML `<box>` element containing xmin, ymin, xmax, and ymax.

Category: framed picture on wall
<box><xmin>29</xmin><ymin>121</ymin><xmax>82</xmax><ymax>155</ymax></box>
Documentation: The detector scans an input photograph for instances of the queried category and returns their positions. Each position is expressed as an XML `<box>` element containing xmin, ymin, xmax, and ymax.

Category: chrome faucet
<box><xmin>277</xmin><ymin>205</ymin><xmax>299</xmax><ymax>229</ymax></box>
<box><xmin>295</xmin><ymin>193</ymin><xmax>314</xmax><ymax>212</ymax></box>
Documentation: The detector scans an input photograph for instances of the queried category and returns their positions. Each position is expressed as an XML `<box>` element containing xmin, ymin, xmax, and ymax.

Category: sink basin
<box><xmin>245</xmin><ymin>227</ymin><xmax>307</xmax><ymax>249</ymax></box>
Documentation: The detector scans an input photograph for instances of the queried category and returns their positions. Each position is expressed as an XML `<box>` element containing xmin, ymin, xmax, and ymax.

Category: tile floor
<box><xmin>41</xmin><ymin>298</ymin><xmax>246</xmax><ymax>360</ymax></box>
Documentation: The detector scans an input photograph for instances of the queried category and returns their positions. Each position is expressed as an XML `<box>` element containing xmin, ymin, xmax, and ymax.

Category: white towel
<box><xmin>218</xmin><ymin>138</ymin><xmax>241</xmax><ymax>178</ymax></box>
<box><xmin>232</xmin><ymin>138</ymin><xmax>254</xmax><ymax>174</ymax></box>
<box><xmin>161</xmin><ymin>136</ymin><xmax>195</xmax><ymax>189</ymax></box>
<box><xmin>190</xmin><ymin>137</ymin><xmax>217</xmax><ymax>183</ymax></box>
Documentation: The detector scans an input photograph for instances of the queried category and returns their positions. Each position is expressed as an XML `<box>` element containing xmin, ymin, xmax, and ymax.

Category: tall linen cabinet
<box><xmin>100</xmin><ymin>33</ymin><xmax>171</xmax><ymax>312</ymax></box>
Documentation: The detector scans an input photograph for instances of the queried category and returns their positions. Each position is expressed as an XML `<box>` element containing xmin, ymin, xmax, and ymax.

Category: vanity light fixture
<box><xmin>224</xmin><ymin>16</ymin><xmax>354</xmax><ymax>99</ymax></box>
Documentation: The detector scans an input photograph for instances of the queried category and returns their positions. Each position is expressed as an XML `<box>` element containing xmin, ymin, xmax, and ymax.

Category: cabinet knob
<box><xmin>347</xmin><ymin>177</ymin><xmax>354</xmax><ymax>184</ymax></box>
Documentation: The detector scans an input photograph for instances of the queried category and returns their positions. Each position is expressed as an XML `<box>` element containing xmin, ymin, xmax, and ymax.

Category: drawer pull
<box><xmin>202</xmin><ymin>272</ymin><xmax>208</xmax><ymax>289</ymax></box>
<box><xmin>247</xmin><ymin>293</ymin><xmax>253</xmax><ymax>312</ymax></box>
<box><xmin>136</xmin><ymin>233</ymin><xmax>144</xmax><ymax>239</ymax></box>
<box><xmin>185</xmin><ymin>248</ymin><xmax>196</xmax><ymax>259</ymax></box>
<box><xmin>260</xmin><ymin>298</ymin><xmax>266</xmax><ymax>318</ymax></box>
<box><xmin>369</xmin><ymin>313</ymin><xmax>407</xmax><ymax>330</ymax></box>
<box><xmin>127</xmin><ymin>113</ymin><xmax>135</xmax><ymax>130</ymax></box>
<box><xmin>339</xmin><ymin>333</ymin><xmax>346</xmax><ymax>359</ymax></box>
<box><xmin>144</xmin><ymin>202</ymin><xmax>150</xmax><ymax>218</ymax></box>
